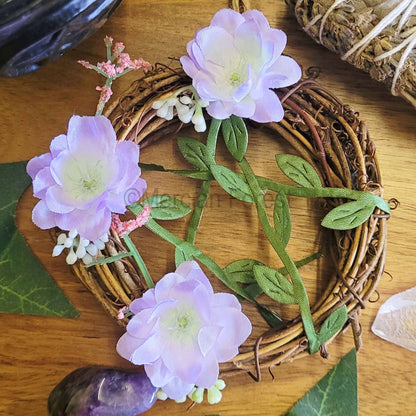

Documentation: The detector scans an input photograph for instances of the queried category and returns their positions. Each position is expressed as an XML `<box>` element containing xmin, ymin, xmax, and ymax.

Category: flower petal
<box><xmin>131</xmin><ymin>333</ymin><xmax>164</xmax><ymax>365</ymax></box>
<box><xmin>55</xmin><ymin>207</ymin><xmax>111</xmax><ymax>241</ymax></box>
<box><xmin>176</xmin><ymin>261</ymin><xmax>214</xmax><ymax>296</ymax></box>
<box><xmin>144</xmin><ymin>359</ymin><xmax>174</xmax><ymax>387</ymax></box>
<box><xmin>155</xmin><ymin>272</ymin><xmax>183</xmax><ymax>302</ymax></box>
<box><xmin>212</xmin><ymin>306</ymin><xmax>252</xmax><ymax>362</ymax></box>
<box><xmin>198</xmin><ymin>325</ymin><xmax>221</xmax><ymax>356</ymax></box>
<box><xmin>127</xmin><ymin>308</ymin><xmax>158</xmax><ymax>338</ymax></box>
<box><xmin>195</xmin><ymin>26</ymin><xmax>235</xmax><ymax>69</ymax></box>
<box><xmin>32</xmin><ymin>200</ymin><xmax>56</xmax><ymax>229</ymax></box>
<box><xmin>193</xmin><ymin>350</ymin><xmax>219</xmax><ymax>388</ymax></box>
<box><xmin>27</xmin><ymin>153</ymin><xmax>51</xmax><ymax>179</ymax></box>
<box><xmin>206</xmin><ymin>100</ymin><xmax>232</xmax><ymax>120</ymax></box>
<box><xmin>180</xmin><ymin>55</ymin><xmax>198</xmax><ymax>78</ymax></box>
<box><xmin>116</xmin><ymin>332</ymin><xmax>144</xmax><ymax>361</ymax></box>
<box><xmin>266</xmin><ymin>55</ymin><xmax>302</xmax><ymax>89</ymax></box>
<box><xmin>162</xmin><ymin>339</ymin><xmax>202</xmax><ymax>384</ymax></box>
<box><xmin>45</xmin><ymin>186</ymin><xmax>75</xmax><ymax>214</ymax></box>
<box><xmin>233</xmin><ymin>65</ymin><xmax>253</xmax><ymax>103</ymax></box>
<box><xmin>67</xmin><ymin>115</ymin><xmax>116</xmax><ymax>155</ymax></box>
<box><xmin>32</xmin><ymin>167</ymin><xmax>55</xmax><ymax>199</ymax></box>
<box><xmin>251</xmin><ymin>89</ymin><xmax>284</xmax><ymax>123</ymax></box>
<box><xmin>160</xmin><ymin>376</ymin><xmax>194</xmax><ymax>401</ymax></box>
<box><xmin>242</xmin><ymin>9</ymin><xmax>271</xmax><ymax>30</ymax></box>
<box><xmin>129</xmin><ymin>289</ymin><xmax>156</xmax><ymax>314</ymax></box>
<box><xmin>212</xmin><ymin>292</ymin><xmax>241</xmax><ymax>310</ymax></box>
<box><xmin>211</xmin><ymin>8</ymin><xmax>244</xmax><ymax>32</ymax></box>
<box><xmin>49</xmin><ymin>134</ymin><xmax>67</xmax><ymax>157</ymax></box>
<box><xmin>114</xmin><ymin>141</ymin><xmax>142</xmax><ymax>191</ymax></box>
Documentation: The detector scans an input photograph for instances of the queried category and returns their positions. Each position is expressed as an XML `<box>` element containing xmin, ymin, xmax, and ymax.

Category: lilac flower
<box><xmin>116</xmin><ymin>261</ymin><xmax>252</xmax><ymax>400</ymax></box>
<box><xmin>27</xmin><ymin>115</ymin><xmax>146</xmax><ymax>241</ymax></box>
<box><xmin>180</xmin><ymin>8</ymin><xmax>302</xmax><ymax>123</ymax></box>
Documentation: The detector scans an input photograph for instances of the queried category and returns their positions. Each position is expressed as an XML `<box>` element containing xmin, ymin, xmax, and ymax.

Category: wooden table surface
<box><xmin>1</xmin><ymin>1</ymin><xmax>416</xmax><ymax>415</ymax></box>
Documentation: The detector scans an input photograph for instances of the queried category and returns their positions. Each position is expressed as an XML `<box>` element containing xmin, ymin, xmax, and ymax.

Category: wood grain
<box><xmin>1</xmin><ymin>1</ymin><xmax>415</xmax><ymax>415</ymax></box>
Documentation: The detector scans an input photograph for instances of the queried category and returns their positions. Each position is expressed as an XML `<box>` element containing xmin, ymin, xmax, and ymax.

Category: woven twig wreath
<box><xmin>71</xmin><ymin>66</ymin><xmax>387</xmax><ymax>379</ymax></box>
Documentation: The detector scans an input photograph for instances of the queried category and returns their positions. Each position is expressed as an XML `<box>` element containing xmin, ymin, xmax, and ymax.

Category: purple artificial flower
<box><xmin>116</xmin><ymin>261</ymin><xmax>252</xmax><ymax>400</ymax></box>
<box><xmin>180</xmin><ymin>8</ymin><xmax>302</xmax><ymax>123</ymax></box>
<box><xmin>27</xmin><ymin>115</ymin><xmax>146</xmax><ymax>241</ymax></box>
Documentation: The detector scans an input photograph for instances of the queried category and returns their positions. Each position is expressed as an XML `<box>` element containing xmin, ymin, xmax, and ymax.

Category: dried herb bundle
<box><xmin>287</xmin><ymin>0</ymin><xmax>416</xmax><ymax>108</ymax></box>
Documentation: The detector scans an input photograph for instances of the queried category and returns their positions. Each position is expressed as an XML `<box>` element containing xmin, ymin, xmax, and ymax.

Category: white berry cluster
<box><xmin>152</xmin><ymin>86</ymin><xmax>209</xmax><ymax>132</ymax></box>
<box><xmin>156</xmin><ymin>379</ymin><xmax>226</xmax><ymax>405</ymax></box>
<box><xmin>52</xmin><ymin>229</ymin><xmax>109</xmax><ymax>265</ymax></box>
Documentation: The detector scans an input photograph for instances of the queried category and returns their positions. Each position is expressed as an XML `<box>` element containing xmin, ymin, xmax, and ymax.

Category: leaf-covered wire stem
<box><xmin>184</xmin><ymin>119</ymin><xmax>221</xmax><ymax>245</ymax></box>
<box><xmin>239</xmin><ymin>157</ymin><xmax>321</xmax><ymax>353</ymax></box>
<box><xmin>258</xmin><ymin>177</ymin><xmax>389</xmax><ymax>210</ymax></box>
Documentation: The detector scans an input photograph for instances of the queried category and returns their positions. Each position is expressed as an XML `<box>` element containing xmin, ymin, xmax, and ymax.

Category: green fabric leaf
<box><xmin>221</xmin><ymin>115</ymin><xmax>248</xmax><ymax>162</ymax></box>
<box><xmin>177</xmin><ymin>136</ymin><xmax>214</xmax><ymax>170</ymax></box>
<box><xmin>253</xmin><ymin>264</ymin><xmax>296</xmax><ymax>304</ymax></box>
<box><xmin>285</xmin><ymin>349</ymin><xmax>358</xmax><ymax>416</ymax></box>
<box><xmin>211</xmin><ymin>165</ymin><xmax>253</xmax><ymax>202</ymax></box>
<box><xmin>373</xmin><ymin>195</ymin><xmax>390</xmax><ymax>213</ymax></box>
<box><xmin>224</xmin><ymin>258</ymin><xmax>265</xmax><ymax>284</ymax></box>
<box><xmin>244</xmin><ymin>283</ymin><xmax>263</xmax><ymax>299</ymax></box>
<box><xmin>141</xmin><ymin>195</ymin><xmax>192</xmax><ymax>220</ymax></box>
<box><xmin>321</xmin><ymin>197</ymin><xmax>375</xmax><ymax>230</ymax></box>
<box><xmin>256</xmin><ymin>303</ymin><xmax>284</xmax><ymax>328</ymax></box>
<box><xmin>276</xmin><ymin>154</ymin><xmax>322</xmax><ymax>188</ymax></box>
<box><xmin>0</xmin><ymin>161</ymin><xmax>78</xmax><ymax>317</ymax></box>
<box><xmin>317</xmin><ymin>306</ymin><xmax>348</xmax><ymax>345</ymax></box>
<box><xmin>273</xmin><ymin>193</ymin><xmax>291</xmax><ymax>248</ymax></box>
<box><xmin>174</xmin><ymin>246</ymin><xmax>192</xmax><ymax>267</ymax></box>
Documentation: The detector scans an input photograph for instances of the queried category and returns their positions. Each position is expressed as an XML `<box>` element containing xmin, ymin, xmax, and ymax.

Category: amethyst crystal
<box><xmin>48</xmin><ymin>367</ymin><xmax>157</xmax><ymax>416</ymax></box>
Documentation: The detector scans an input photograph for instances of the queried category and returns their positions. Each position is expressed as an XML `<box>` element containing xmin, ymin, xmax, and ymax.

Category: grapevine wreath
<box><xmin>26</xmin><ymin>2</ymin><xmax>392</xmax><ymax>414</ymax></box>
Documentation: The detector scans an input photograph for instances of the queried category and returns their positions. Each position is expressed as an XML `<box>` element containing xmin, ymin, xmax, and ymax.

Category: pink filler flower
<box><xmin>180</xmin><ymin>8</ymin><xmax>302</xmax><ymax>122</ymax></box>
<box><xmin>117</xmin><ymin>261</ymin><xmax>252</xmax><ymax>400</ymax></box>
<box><xmin>27</xmin><ymin>115</ymin><xmax>146</xmax><ymax>241</ymax></box>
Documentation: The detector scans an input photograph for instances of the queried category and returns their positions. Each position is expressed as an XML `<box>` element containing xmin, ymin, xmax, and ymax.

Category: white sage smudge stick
<box><xmin>287</xmin><ymin>0</ymin><xmax>416</xmax><ymax>108</ymax></box>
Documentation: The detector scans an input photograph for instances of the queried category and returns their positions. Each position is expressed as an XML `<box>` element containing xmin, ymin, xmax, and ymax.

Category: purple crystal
<box><xmin>48</xmin><ymin>366</ymin><xmax>157</xmax><ymax>416</ymax></box>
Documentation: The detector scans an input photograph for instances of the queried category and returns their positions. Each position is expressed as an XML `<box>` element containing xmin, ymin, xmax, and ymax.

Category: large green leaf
<box><xmin>223</xmin><ymin>258</ymin><xmax>265</xmax><ymax>284</ymax></box>
<box><xmin>177</xmin><ymin>136</ymin><xmax>214</xmax><ymax>170</ymax></box>
<box><xmin>211</xmin><ymin>165</ymin><xmax>253</xmax><ymax>202</ymax></box>
<box><xmin>317</xmin><ymin>306</ymin><xmax>348</xmax><ymax>345</ymax></box>
<box><xmin>321</xmin><ymin>196</ymin><xmax>375</xmax><ymax>230</ymax></box>
<box><xmin>0</xmin><ymin>161</ymin><xmax>78</xmax><ymax>317</ymax></box>
<box><xmin>285</xmin><ymin>349</ymin><xmax>358</xmax><ymax>416</ymax></box>
<box><xmin>273</xmin><ymin>193</ymin><xmax>291</xmax><ymax>248</ymax></box>
<box><xmin>221</xmin><ymin>116</ymin><xmax>248</xmax><ymax>162</ymax></box>
<box><xmin>253</xmin><ymin>264</ymin><xmax>296</xmax><ymax>304</ymax></box>
<box><xmin>276</xmin><ymin>154</ymin><xmax>322</xmax><ymax>188</ymax></box>
<box><xmin>141</xmin><ymin>195</ymin><xmax>192</xmax><ymax>220</ymax></box>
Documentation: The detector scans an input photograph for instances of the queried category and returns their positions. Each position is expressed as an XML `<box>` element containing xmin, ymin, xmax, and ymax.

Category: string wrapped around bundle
<box><xmin>287</xmin><ymin>0</ymin><xmax>416</xmax><ymax>108</ymax></box>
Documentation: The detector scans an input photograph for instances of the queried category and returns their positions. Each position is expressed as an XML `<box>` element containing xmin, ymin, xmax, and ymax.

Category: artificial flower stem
<box><xmin>122</xmin><ymin>234</ymin><xmax>154</xmax><ymax>289</ymax></box>
<box><xmin>138</xmin><ymin>163</ymin><xmax>388</xmax><ymax>210</ymax></box>
<box><xmin>239</xmin><ymin>157</ymin><xmax>320</xmax><ymax>353</ymax></box>
<box><xmin>185</xmin><ymin>119</ymin><xmax>221</xmax><ymax>245</ymax></box>
<box><xmin>95</xmin><ymin>77</ymin><xmax>113</xmax><ymax>116</ymax></box>
<box><xmin>258</xmin><ymin>177</ymin><xmax>370</xmax><ymax>200</ymax></box>
<box><xmin>185</xmin><ymin>180</ymin><xmax>211</xmax><ymax>245</ymax></box>
<box><xmin>206</xmin><ymin>118</ymin><xmax>222</xmax><ymax>158</ymax></box>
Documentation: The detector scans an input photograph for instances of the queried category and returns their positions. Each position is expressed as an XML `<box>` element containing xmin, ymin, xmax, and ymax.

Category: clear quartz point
<box><xmin>371</xmin><ymin>286</ymin><xmax>416</xmax><ymax>351</ymax></box>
